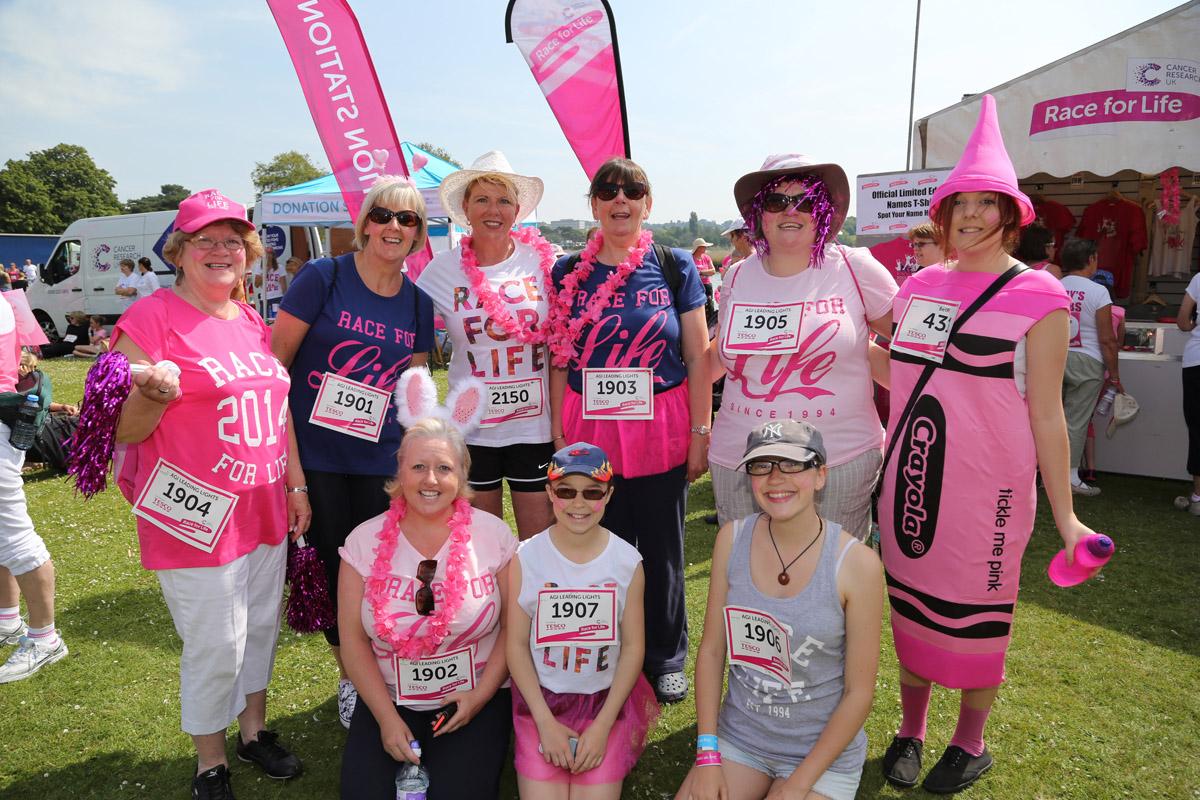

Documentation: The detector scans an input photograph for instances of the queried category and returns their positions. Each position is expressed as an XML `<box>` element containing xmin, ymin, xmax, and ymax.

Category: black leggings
<box><xmin>1184</xmin><ymin>366</ymin><xmax>1200</xmax><ymax>476</ymax></box>
<box><xmin>340</xmin><ymin>688</ymin><xmax>512</xmax><ymax>799</ymax></box>
<box><xmin>306</xmin><ymin>470</ymin><xmax>391</xmax><ymax>646</ymax></box>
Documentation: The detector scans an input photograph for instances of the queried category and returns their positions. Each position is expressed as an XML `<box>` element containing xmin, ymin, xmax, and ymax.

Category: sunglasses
<box><xmin>414</xmin><ymin>559</ymin><xmax>437</xmax><ymax>616</ymax></box>
<box><xmin>367</xmin><ymin>207</ymin><xmax>421</xmax><ymax>227</ymax></box>
<box><xmin>552</xmin><ymin>485</ymin><xmax>609</xmax><ymax>501</ymax></box>
<box><xmin>188</xmin><ymin>236</ymin><xmax>245</xmax><ymax>252</ymax></box>
<box><xmin>762</xmin><ymin>192</ymin><xmax>816</xmax><ymax>215</ymax></box>
<box><xmin>744</xmin><ymin>458</ymin><xmax>820</xmax><ymax>476</ymax></box>
<box><xmin>593</xmin><ymin>182</ymin><xmax>649</xmax><ymax>202</ymax></box>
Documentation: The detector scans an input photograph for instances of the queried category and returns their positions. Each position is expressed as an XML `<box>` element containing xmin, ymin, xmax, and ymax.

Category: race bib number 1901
<box><xmin>308</xmin><ymin>373</ymin><xmax>392</xmax><ymax>442</ymax></box>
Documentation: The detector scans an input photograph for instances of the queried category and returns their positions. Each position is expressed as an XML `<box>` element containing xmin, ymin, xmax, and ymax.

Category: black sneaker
<box><xmin>192</xmin><ymin>764</ymin><xmax>235</xmax><ymax>800</ymax></box>
<box><xmin>235</xmin><ymin>729</ymin><xmax>303</xmax><ymax>779</ymax></box>
<box><xmin>921</xmin><ymin>745</ymin><xmax>993</xmax><ymax>794</ymax></box>
<box><xmin>881</xmin><ymin>735</ymin><xmax>923</xmax><ymax>788</ymax></box>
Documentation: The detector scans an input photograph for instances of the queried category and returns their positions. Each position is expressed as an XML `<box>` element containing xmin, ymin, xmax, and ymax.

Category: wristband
<box><xmin>697</xmin><ymin>734</ymin><xmax>719</xmax><ymax>752</ymax></box>
<box><xmin>695</xmin><ymin>750</ymin><xmax>722</xmax><ymax>767</ymax></box>
<box><xmin>286</xmin><ymin>486</ymin><xmax>308</xmax><ymax>494</ymax></box>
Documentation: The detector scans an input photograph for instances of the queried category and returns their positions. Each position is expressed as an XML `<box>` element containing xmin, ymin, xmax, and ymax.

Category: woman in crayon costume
<box><xmin>877</xmin><ymin>95</ymin><xmax>1098</xmax><ymax>794</ymax></box>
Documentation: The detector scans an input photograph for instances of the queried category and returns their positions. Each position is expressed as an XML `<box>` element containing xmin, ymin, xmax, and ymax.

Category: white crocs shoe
<box><xmin>0</xmin><ymin>634</ymin><xmax>67</xmax><ymax>683</ymax></box>
<box><xmin>337</xmin><ymin>678</ymin><xmax>358</xmax><ymax>729</ymax></box>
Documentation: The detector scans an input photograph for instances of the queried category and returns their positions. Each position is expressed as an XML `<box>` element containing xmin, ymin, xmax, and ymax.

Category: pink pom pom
<box><xmin>286</xmin><ymin>539</ymin><xmax>336</xmax><ymax>633</ymax></box>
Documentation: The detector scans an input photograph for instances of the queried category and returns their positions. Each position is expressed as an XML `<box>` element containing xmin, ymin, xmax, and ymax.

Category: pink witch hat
<box><xmin>929</xmin><ymin>94</ymin><xmax>1035</xmax><ymax>225</ymax></box>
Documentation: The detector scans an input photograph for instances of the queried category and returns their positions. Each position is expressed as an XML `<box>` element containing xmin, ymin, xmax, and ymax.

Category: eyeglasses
<box><xmin>593</xmin><ymin>182</ymin><xmax>649</xmax><ymax>201</ymax></box>
<box><xmin>744</xmin><ymin>458</ymin><xmax>820</xmax><ymax>476</ymax></box>
<box><xmin>552</xmin><ymin>485</ymin><xmax>609</xmax><ymax>501</ymax></box>
<box><xmin>762</xmin><ymin>193</ymin><xmax>814</xmax><ymax>214</ymax></box>
<box><xmin>414</xmin><ymin>559</ymin><xmax>437</xmax><ymax>616</ymax></box>
<box><xmin>367</xmin><ymin>207</ymin><xmax>421</xmax><ymax>227</ymax></box>
<box><xmin>911</xmin><ymin>241</ymin><xmax>936</xmax><ymax>249</ymax></box>
<box><xmin>188</xmin><ymin>236</ymin><xmax>245</xmax><ymax>252</ymax></box>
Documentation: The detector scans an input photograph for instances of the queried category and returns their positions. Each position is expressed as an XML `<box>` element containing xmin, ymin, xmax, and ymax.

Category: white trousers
<box><xmin>0</xmin><ymin>423</ymin><xmax>49</xmax><ymax>576</ymax></box>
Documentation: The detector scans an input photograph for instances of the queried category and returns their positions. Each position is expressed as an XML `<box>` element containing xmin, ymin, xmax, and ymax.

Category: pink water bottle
<box><xmin>1047</xmin><ymin>534</ymin><xmax>1114</xmax><ymax>587</ymax></box>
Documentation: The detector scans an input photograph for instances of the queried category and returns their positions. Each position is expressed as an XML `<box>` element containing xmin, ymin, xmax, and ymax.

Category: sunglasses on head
<box><xmin>745</xmin><ymin>458</ymin><xmax>820</xmax><ymax>476</ymax></box>
<box><xmin>593</xmin><ymin>182</ymin><xmax>649</xmax><ymax>202</ymax></box>
<box><xmin>552</xmin><ymin>485</ymin><xmax>609</xmax><ymax>501</ymax></box>
<box><xmin>367</xmin><ymin>207</ymin><xmax>421</xmax><ymax>227</ymax></box>
<box><xmin>762</xmin><ymin>192</ymin><xmax>815</xmax><ymax>214</ymax></box>
<box><xmin>414</xmin><ymin>559</ymin><xmax>437</xmax><ymax>616</ymax></box>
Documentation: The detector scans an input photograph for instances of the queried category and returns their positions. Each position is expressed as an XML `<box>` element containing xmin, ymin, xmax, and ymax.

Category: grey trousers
<box><xmin>1063</xmin><ymin>351</ymin><xmax>1105</xmax><ymax>469</ymax></box>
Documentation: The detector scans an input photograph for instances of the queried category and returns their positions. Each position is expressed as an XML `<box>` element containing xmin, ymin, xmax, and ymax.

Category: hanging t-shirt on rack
<box><xmin>1148</xmin><ymin>196</ymin><xmax>1199</xmax><ymax>279</ymax></box>
<box><xmin>1077</xmin><ymin>195</ymin><xmax>1148</xmax><ymax>300</ymax></box>
<box><xmin>1033</xmin><ymin>197</ymin><xmax>1076</xmax><ymax>265</ymax></box>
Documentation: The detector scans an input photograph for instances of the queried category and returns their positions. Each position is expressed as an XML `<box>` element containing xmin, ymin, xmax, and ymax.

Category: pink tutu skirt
<box><xmin>562</xmin><ymin>381</ymin><xmax>690</xmax><ymax>478</ymax></box>
<box><xmin>512</xmin><ymin>674</ymin><xmax>660</xmax><ymax>784</ymax></box>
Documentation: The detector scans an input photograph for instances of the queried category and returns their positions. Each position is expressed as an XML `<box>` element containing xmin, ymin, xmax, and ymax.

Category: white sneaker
<box><xmin>1071</xmin><ymin>481</ymin><xmax>1101</xmax><ymax>497</ymax></box>
<box><xmin>337</xmin><ymin>678</ymin><xmax>357</xmax><ymax>729</ymax></box>
<box><xmin>0</xmin><ymin>619</ymin><xmax>26</xmax><ymax>646</ymax></box>
<box><xmin>1173</xmin><ymin>496</ymin><xmax>1200</xmax><ymax>515</ymax></box>
<box><xmin>0</xmin><ymin>634</ymin><xmax>67</xmax><ymax>683</ymax></box>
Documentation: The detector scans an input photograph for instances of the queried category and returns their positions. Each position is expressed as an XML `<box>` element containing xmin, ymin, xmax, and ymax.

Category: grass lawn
<box><xmin>1</xmin><ymin>358</ymin><xmax>1198</xmax><ymax>799</ymax></box>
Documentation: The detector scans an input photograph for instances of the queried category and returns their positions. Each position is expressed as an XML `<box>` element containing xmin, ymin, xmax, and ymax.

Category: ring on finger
<box><xmin>156</xmin><ymin>387</ymin><xmax>170</xmax><ymax>394</ymax></box>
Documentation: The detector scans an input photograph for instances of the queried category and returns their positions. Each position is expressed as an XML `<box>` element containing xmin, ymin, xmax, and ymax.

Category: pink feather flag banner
<box><xmin>505</xmin><ymin>0</ymin><xmax>631</xmax><ymax>179</ymax></box>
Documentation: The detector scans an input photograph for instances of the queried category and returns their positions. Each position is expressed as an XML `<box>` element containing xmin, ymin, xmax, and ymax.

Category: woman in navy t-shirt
<box><xmin>271</xmin><ymin>176</ymin><xmax>433</xmax><ymax>729</ymax></box>
<box><xmin>548</xmin><ymin>157</ymin><xmax>710</xmax><ymax>705</ymax></box>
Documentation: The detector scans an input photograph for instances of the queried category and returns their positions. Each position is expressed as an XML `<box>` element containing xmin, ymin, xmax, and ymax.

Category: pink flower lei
<box><xmin>459</xmin><ymin>227</ymin><xmax>556</xmax><ymax>346</ymax></box>
<box><xmin>365</xmin><ymin>496</ymin><xmax>474</xmax><ymax>659</ymax></box>
<box><xmin>547</xmin><ymin>229</ymin><xmax>654</xmax><ymax>368</ymax></box>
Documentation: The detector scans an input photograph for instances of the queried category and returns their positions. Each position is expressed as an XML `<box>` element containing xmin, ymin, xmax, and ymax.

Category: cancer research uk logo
<box><xmin>92</xmin><ymin>244</ymin><xmax>112</xmax><ymax>272</ymax></box>
<box><xmin>1135</xmin><ymin>62</ymin><xmax>1162</xmax><ymax>87</ymax></box>
<box><xmin>1126</xmin><ymin>57</ymin><xmax>1200</xmax><ymax>93</ymax></box>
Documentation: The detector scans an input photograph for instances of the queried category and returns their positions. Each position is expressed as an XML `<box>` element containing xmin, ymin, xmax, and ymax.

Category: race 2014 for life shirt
<box><xmin>551</xmin><ymin>246</ymin><xmax>706</xmax><ymax>394</ymax></box>
<box><xmin>710</xmin><ymin>245</ymin><xmax>897</xmax><ymax>470</ymax></box>
<box><xmin>1061</xmin><ymin>274</ymin><xmax>1112</xmax><ymax>363</ymax></box>
<box><xmin>415</xmin><ymin>242</ymin><xmax>551</xmax><ymax>447</ymax></box>
<box><xmin>280</xmin><ymin>254</ymin><xmax>433</xmax><ymax>476</ymax></box>
<box><xmin>111</xmin><ymin>289</ymin><xmax>291</xmax><ymax>570</ymax></box>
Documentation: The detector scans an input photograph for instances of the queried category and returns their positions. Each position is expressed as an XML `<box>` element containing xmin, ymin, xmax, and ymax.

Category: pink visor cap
<box><xmin>929</xmin><ymin>94</ymin><xmax>1035</xmax><ymax>226</ymax></box>
<box><xmin>174</xmin><ymin>189</ymin><xmax>252</xmax><ymax>234</ymax></box>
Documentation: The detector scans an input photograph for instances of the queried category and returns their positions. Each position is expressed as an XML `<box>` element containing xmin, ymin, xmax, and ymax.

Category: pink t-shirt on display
<box><xmin>112</xmin><ymin>290</ymin><xmax>291</xmax><ymax>570</ymax></box>
<box><xmin>340</xmin><ymin>508</ymin><xmax>517</xmax><ymax>711</ymax></box>
<box><xmin>710</xmin><ymin>246</ymin><xmax>898</xmax><ymax>469</ymax></box>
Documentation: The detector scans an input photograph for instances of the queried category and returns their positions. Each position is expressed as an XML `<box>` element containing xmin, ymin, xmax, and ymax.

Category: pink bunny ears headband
<box><xmin>394</xmin><ymin>368</ymin><xmax>487</xmax><ymax>433</ymax></box>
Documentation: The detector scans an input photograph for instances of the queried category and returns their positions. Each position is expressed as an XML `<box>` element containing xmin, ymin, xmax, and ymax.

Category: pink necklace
<box><xmin>365</xmin><ymin>496</ymin><xmax>473</xmax><ymax>659</ymax></box>
<box><xmin>459</xmin><ymin>227</ymin><xmax>556</xmax><ymax>346</ymax></box>
<box><xmin>547</xmin><ymin>229</ymin><xmax>654</xmax><ymax>368</ymax></box>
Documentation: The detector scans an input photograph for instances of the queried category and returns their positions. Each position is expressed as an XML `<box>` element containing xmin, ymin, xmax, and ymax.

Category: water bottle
<box><xmin>8</xmin><ymin>395</ymin><xmax>40</xmax><ymax>451</ymax></box>
<box><xmin>1095</xmin><ymin>385</ymin><xmax>1117</xmax><ymax>417</ymax></box>
<box><xmin>1047</xmin><ymin>533</ymin><xmax>1115</xmax><ymax>587</ymax></box>
<box><xmin>395</xmin><ymin>741</ymin><xmax>429</xmax><ymax>800</ymax></box>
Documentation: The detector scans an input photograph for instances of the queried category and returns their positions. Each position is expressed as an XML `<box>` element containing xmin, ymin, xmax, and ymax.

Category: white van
<box><xmin>29</xmin><ymin>212</ymin><xmax>323</xmax><ymax>339</ymax></box>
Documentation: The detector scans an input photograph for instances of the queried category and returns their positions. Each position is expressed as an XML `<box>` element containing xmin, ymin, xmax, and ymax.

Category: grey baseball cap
<box><xmin>736</xmin><ymin>420</ymin><xmax>827</xmax><ymax>471</ymax></box>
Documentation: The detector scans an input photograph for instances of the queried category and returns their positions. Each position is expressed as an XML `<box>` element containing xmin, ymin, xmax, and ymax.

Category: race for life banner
<box><xmin>855</xmin><ymin>169</ymin><xmax>951</xmax><ymax>235</ymax></box>
<box><xmin>505</xmin><ymin>0</ymin><xmax>630</xmax><ymax>178</ymax></box>
<box><xmin>265</xmin><ymin>0</ymin><xmax>409</xmax><ymax>222</ymax></box>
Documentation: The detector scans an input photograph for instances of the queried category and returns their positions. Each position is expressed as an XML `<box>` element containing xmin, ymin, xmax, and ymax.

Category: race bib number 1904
<box><xmin>133</xmin><ymin>459</ymin><xmax>238</xmax><ymax>554</ymax></box>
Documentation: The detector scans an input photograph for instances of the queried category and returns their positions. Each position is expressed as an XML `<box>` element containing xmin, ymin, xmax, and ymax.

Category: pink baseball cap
<box><xmin>174</xmin><ymin>189</ymin><xmax>252</xmax><ymax>234</ymax></box>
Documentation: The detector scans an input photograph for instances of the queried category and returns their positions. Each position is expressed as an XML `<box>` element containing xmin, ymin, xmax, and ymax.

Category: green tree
<box><xmin>837</xmin><ymin>215</ymin><xmax>857</xmax><ymax>246</ymax></box>
<box><xmin>688</xmin><ymin>211</ymin><xmax>699</xmax><ymax>238</ymax></box>
<box><xmin>0</xmin><ymin>144</ymin><xmax>121</xmax><ymax>233</ymax></box>
<box><xmin>251</xmin><ymin>151</ymin><xmax>325</xmax><ymax>196</ymax></box>
<box><xmin>124</xmin><ymin>183</ymin><xmax>190</xmax><ymax>214</ymax></box>
<box><xmin>414</xmin><ymin>142</ymin><xmax>462</xmax><ymax>168</ymax></box>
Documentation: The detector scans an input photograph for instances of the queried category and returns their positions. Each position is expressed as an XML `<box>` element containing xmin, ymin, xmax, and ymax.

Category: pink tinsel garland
<box><xmin>68</xmin><ymin>351</ymin><xmax>133</xmax><ymax>498</ymax></box>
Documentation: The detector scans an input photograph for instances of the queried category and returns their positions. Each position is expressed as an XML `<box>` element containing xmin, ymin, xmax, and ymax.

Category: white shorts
<box><xmin>157</xmin><ymin>541</ymin><xmax>286</xmax><ymax>735</ymax></box>
<box><xmin>0</xmin><ymin>424</ymin><xmax>49</xmax><ymax>576</ymax></box>
<box><xmin>720</xmin><ymin>736</ymin><xmax>862</xmax><ymax>800</ymax></box>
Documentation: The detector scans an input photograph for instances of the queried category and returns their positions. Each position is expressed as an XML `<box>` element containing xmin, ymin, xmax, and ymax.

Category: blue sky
<box><xmin>0</xmin><ymin>0</ymin><xmax>1184</xmax><ymax>224</ymax></box>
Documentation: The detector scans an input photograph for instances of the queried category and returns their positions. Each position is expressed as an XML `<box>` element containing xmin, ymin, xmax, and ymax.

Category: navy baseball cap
<box><xmin>547</xmin><ymin>442</ymin><xmax>613</xmax><ymax>482</ymax></box>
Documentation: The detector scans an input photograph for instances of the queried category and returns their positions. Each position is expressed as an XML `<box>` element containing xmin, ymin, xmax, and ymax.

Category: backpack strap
<box><xmin>653</xmin><ymin>243</ymin><xmax>684</xmax><ymax>302</ymax></box>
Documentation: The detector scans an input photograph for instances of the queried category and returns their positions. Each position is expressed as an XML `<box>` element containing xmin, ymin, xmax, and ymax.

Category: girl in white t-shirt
<box><xmin>507</xmin><ymin>442</ymin><xmax>659</xmax><ymax>798</ymax></box>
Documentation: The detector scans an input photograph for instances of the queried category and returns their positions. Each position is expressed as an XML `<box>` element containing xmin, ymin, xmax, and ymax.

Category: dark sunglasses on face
<box><xmin>414</xmin><ymin>559</ymin><xmax>437</xmax><ymax>616</ymax></box>
<box><xmin>762</xmin><ymin>192</ymin><xmax>815</xmax><ymax>215</ymax></box>
<box><xmin>593</xmin><ymin>182</ymin><xmax>649</xmax><ymax>202</ymax></box>
<box><xmin>552</xmin><ymin>485</ymin><xmax>609</xmax><ymax>501</ymax></box>
<box><xmin>745</xmin><ymin>458</ymin><xmax>820</xmax><ymax>476</ymax></box>
<box><xmin>367</xmin><ymin>207</ymin><xmax>421</xmax><ymax>227</ymax></box>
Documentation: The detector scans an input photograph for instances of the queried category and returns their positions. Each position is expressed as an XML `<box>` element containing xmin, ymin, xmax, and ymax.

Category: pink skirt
<box><xmin>562</xmin><ymin>382</ymin><xmax>691</xmax><ymax>478</ymax></box>
<box><xmin>512</xmin><ymin>675</ymin><xmax>660</xmax><ymax>785</ymax></box>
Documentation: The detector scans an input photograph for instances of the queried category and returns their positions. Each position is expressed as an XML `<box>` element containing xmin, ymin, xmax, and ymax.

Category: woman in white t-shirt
<box><xmin>114</xmin><ymin>259</ymin><xmax>140</xmax><ymax>308</ymax></box>
<box><xmin>416</xmin><ymin>151</ymin><xmax>556</xmax><ymax>539</ymax></box>
<box><xmin>1174</xmin><ymin>273</ymin><xmax>1200</xmax><ymax>513</ymax></box>
<box><xmin>134</xmin><ymin>256</ymin><xmax>160</xmax><ymax>299</ymax></box>
<box><xmin>1058</xmin><ymin>238</ymin><xmax>1121</xmax><ymax>496</ymax></box>
<box><xmin>708</xmin><ymin>155</ymin><xmax>897</xmax><ymax>540</ymax></box>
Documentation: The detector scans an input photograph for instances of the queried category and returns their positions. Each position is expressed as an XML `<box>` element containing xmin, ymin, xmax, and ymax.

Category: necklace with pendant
<box><xmin>767</xmin><ymin>516</ymin><xmax>823</xmax><ymax>585</ymax></box>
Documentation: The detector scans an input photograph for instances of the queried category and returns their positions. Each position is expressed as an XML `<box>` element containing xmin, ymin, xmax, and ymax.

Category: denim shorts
<box><xmin>719</xmin><ymin>736</ymin><xmax>862</xmax><ymax>800</ymax></box>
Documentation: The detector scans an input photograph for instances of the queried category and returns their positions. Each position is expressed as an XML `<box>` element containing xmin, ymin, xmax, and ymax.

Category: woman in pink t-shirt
<box><xmin>111</xmin><ymin>190</ymin><xmax>311</xmax><ymax>799</ymax></box>
<box><xmin>709</xmin><ymin>155</ymin><xmax>896</xmax><ymax>540</ymax></box>
<box><xmin>338</xmin><ymin>414</ymin><xmax>517</xmax><ymax>799</ymax></box>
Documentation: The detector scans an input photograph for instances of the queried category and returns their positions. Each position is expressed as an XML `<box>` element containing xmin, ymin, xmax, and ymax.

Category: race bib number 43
<box><xmin>534</xmin><ymin>588</ymin><xmax>618</xmax><ymax>646</ymax></box>
<box><xmin>481</xmin><ymin>377</ymin><xmax>543</xmax><ymax>426</ymax></box>
<box><xmin>133</xmin><ymin>459</ymin><xmax>238</xmax><ymax>553</ymax></box>
<box><xmin>582</xmin><ymin>368</ymin><xmax>653</xmax><ymax>420</ymax></box>
<box><xmin>308</xmin><ymin>373</ymin><xmax>391</xmax><ymax>442</ymax></box>
<box><xmin>891</xmin><ymin>295</ymin><xmax>962</xmax><ymax>364</ymax></box>
<box><xmin>722</xmin><ymin>301</ymin><xmax>804</xmax><ymax>356</ymax></box>
<box><xmin>724</xmin><ymin>605</ymin><xmax>792</xmax><ymax>685</ymax></box>
<box><xmin>394</xmin><ymin>647</ymin><xmax>475</xmax><ymax>703</ymax></box>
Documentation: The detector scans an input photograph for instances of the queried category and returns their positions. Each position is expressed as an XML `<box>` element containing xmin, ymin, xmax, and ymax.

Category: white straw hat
<box><xmin>691</xmin><ymin>238</ymin><xmax>714</xmax><ymax>249</ymax></box>
<box><xmin>438</xmin><ymin>150</ymin><xmax>544</xmax><ymax>231</ymax></box>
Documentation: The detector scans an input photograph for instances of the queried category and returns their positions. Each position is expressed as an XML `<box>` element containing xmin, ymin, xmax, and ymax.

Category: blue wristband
<box><xmin>697</xmin><ymin>734</ymin><xmax>719</xmax><ymax>752</ymax></box>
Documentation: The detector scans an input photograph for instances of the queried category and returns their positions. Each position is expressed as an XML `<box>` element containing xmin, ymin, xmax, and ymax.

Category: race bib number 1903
<box><xmin>582</xmin><ymin>368</ymin><xmax>654</xmax><ymax>420</ymax></box>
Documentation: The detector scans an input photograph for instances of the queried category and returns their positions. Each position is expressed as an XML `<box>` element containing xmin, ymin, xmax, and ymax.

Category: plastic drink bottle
<box><xmin>395</xmin><ymin>741</ymin><xmax>429</xmax><ymax>800</ymax></box>
<box><xmin>1047</xmin><ymin>533</ymin><xmax>1114</xmax><ymax>587</ymax></box>
<box><xmin>8</xmin><ymin>395</ymin><xmax>40</xmax><ymax>451</ymax></box>
<box><xmin>1095</xmin><ymin>385</ymin><xmax>1117</xmax><ymax>416</ymax></box>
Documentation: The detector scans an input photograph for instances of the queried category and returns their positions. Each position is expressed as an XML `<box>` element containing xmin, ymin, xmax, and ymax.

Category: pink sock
<box><xmin>26</xmin><ymin>624</ymin><xmax>59</xmax><ymax>649</ymax></box>
<box><xmin>948</xmin><ymin>699</ymin><xmax>991</xmax><ymax>756</ymax></box>
<box><xmin>897</xmin><ymin>682</ymin><xmax>932</xmax><ymax>741</ymax></box>
<box><xmin>0</xmin><ymin>606</ymin><xmax>18</xmax><ymax>622</ymax></box>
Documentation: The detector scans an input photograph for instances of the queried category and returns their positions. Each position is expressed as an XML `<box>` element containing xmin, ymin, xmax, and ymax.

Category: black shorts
<box><xmin>467</xmin><ymin>441</ymin><xmax>554</xmax><ymax>492</ymax></box>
